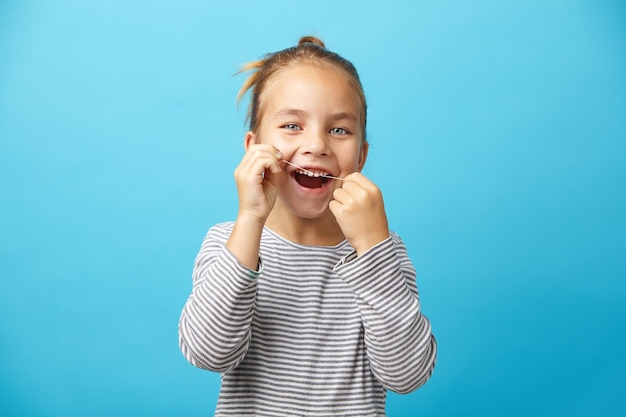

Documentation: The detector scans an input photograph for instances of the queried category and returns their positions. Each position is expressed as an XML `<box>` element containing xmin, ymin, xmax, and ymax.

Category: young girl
<box><xmin>179</xmin><ymin>36</ymin><xmax>436</xmax><ymax>416</ymax></box>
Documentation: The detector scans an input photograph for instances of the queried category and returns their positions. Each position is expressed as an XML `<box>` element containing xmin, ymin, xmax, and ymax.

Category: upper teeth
<box><xmin>297</xmin><ymin>169</ymin><xmax>329</xmax><ymax>178</ymax></box>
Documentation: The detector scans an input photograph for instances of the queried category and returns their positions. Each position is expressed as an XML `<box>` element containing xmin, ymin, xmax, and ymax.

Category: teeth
<box><xmin>297</xmin><ymin>169</ymin><xmax>329</xmax><ymax>177</ymax></box>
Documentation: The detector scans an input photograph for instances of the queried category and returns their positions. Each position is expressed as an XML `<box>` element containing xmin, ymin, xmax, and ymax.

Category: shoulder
<box><xmin>389</xmin><ymin>230</ymin><xmax>403</xmax><ymax>243</ymax></box>
<box><xmin>388</xmin><ymin>231</ymin><xmax>408</xmax><ymax>250</ymax></box>
<box><xmin>211</xmin><ymin>221</ymin><xmax>235</xmax><ymax>233</ymax></box>
<box><xmin>203</xmin><ymin>221</ymin><xmax>235</xmax><ymax>244</ymax></box>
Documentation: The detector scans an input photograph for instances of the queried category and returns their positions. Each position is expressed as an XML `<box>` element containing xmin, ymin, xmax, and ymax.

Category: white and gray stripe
<box><xmin>179</xmin><ymin>222</ymin><xmax>436</xmax><ymax>416</ymax></box>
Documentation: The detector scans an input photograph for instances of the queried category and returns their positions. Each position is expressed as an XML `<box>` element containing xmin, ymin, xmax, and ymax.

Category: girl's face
<box><xmin>246</xmin><ymin>63</ymin><xmax>367</xmax><ymax>219</ymax></box>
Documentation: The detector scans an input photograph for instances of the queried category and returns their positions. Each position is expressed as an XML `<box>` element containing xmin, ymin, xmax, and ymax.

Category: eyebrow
<box><xmin>331</xmin><ymin>112</ymin><xmax>358</xmax><ymax>123</ymax></box>
<box><xmin>274</xmin><ymin>108</ymin><xmax>358</xmax><ymax>123</ymax></box>
<box><xmin>275</xmin><ymin>108</ymin><xmax>306</xmax><ymax>118</ymax></box>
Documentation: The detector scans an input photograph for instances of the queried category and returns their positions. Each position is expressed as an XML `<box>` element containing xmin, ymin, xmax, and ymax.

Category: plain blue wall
<box><xmin>1</xmin><ymin>1</ymin><xmax>625</xmax><ymax>416</ymax></box>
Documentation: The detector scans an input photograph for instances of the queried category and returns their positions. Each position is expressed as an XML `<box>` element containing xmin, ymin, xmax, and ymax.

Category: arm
<box><xmin>329</xmin><ymin>172</ymin><xmax>437</xmax><ymax>393</ymax></box>
<box><xmin>178</xmin><ymin>223</ymin><xmax>260</xmax><ymax>372</ymax></box>
<box><xmin>330</xmin><ymin>172</ymin><xmax>435</xmax><ymax>393</ymax></box>
<box><xmin>335</xmin><ymin>234</ymin><xmax>437</xmax><ymax>393</ymax></box>
<box><xmin>179</xmin><ymin>141</ymin><xmax>283</xmax><ymax>371</ymax></box>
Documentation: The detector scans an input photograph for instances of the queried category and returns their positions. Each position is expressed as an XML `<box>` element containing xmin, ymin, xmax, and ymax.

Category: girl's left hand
<box><xmin>329</xmin><ymin>172</ymin><xmax>390</xmax><ymax>256</ymax></box>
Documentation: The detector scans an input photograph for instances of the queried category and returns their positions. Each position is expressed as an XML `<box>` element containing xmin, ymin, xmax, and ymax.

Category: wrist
<box><xmin>236</xmin><ymin>211</ymin><xmax>268</xmax><ymax>230</ymax></box>
<box><xmin>353</xmin><ymin>232</ymin><xmax>390</xmax><ymax>256</ymax></box>
<box><xmin>226</xmin><ymin>213</ymin><xmax>266</xmax><ymax>271</ymax></box>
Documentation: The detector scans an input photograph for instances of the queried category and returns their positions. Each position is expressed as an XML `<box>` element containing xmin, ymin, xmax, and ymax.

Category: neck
<box><xmin>265</xmin><ymin>206</ymin><xmax>345</xmax><ymax>247</ymax></box>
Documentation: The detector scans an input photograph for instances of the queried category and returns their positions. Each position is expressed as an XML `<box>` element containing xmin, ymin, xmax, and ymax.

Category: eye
<box><xmin>282</xmin><ymin>123</ymin><xmax>301</xmax><ymax>131</ymax></box>
<box><xmin>330</xmin><ymin>127</ymin><xmax>349</xmax><ymax>135</ymax></box>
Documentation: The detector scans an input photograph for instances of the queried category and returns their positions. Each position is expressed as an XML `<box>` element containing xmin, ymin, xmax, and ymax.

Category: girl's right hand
<box><xmin>233</xmin><ymin>144</ymin><xmax>283</xmax><ymax>224</ymax></box>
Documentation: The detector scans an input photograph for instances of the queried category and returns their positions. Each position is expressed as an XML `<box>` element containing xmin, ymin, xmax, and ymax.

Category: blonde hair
<box><xmin>237</xmin><ymin>36</ymin><xmax>368</xmax><ymax>142</ymax></box>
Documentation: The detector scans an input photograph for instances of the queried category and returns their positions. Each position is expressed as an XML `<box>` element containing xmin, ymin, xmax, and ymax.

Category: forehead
<box><xmin>259</xmin><ymin>62</ymin><xmax>363</xmax><ymax>115</ymax></box>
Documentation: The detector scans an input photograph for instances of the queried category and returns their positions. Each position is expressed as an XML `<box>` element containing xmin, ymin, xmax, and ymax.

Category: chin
<box><xmin>279</xmin><ymin>198</ymin><xmax>332</xmax><ymax>220</ymax></box>
<box><xmin>295</xmin><ymin>205</ymin><xmax>331</xmax><ymax>220</ymax></box>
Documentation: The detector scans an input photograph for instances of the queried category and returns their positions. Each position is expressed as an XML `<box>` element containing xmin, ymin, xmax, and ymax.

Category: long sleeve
<box><xmin>178</xmin><ymin>224</ymin><xmax>259</xmax><ymax>372</ymax></box>
<box><xmin>335</xmin><ymin>233</ymin><xmax>437</xmax><ymax>394</ymax></box>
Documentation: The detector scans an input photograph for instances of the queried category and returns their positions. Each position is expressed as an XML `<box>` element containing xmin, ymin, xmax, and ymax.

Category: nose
<box><xmin>300</xmin><ymin>127</ymin><xmax>329</xmax><ymax>156</ymax></box>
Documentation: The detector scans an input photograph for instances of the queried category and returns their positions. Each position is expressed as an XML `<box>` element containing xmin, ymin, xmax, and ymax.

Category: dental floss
<box><xmin>281</xmin><ymin>160</ymin><xmax>344</xmax><ymax>181</ymax></box>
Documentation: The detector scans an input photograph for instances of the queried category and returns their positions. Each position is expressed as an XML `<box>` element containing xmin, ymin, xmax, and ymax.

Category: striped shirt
<box><xmin>179</xmin><ymin>222</ymin><xmax>436</xmax><ymax>416</ymax></box>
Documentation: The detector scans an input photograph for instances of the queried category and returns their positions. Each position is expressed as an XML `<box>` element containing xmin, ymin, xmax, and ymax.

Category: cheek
<box><xmin>256</xmin><ymin>132</ymin><xmax>293</xmax><ymax>155</ymax></box>
<box><xmin>336</xmin><ymin>156</ymin><xmax>361</xmax><ymax>175</ymax></box>
<box><xmin>341</xmin><ymin>144</ymin><xmax>366</xmax><ymax>170</ymax></box>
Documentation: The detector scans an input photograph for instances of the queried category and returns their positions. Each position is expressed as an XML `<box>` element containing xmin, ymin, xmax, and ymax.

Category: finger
<box><xmin>336</xmin><ymin>181</ymin><xmax>368</xmax><ymax>205</ymax></box>
<box><xmin>242</xmin><ymin>147</ymin><xmax>283</xmax><ymax>177</ymax></box>
<box><xmin>345</xmin><ymin>172</ymin><xmax>380</xmax><ymax>191</ymax></box>
<box><xmin>332</xmin><ymin>187</ymin><xmax>354</xmax><ymax>206</ymax></box>
<box><xmin>342</xmin><ymin>173</ymin><xmax>382</xmax><ymax>200</ymax></box>
<box><xmin>342</xmin><ymin>172</ymin><xmax>367</xmax><ymax>184</ymax></box>
<box><xmin>272</xmin><ymin>146</ymin><xmax>283</xmax><ymax>160</ymax></box>
<box><xmin>338</xmin><ymin>179</ymin><xmax>363</xmax><ymax>194</ymax></box>
<box><xmin>328</xmin><ymin>199</ymin><xmax>341</xmax><ymax>216</ymax></box>
<box><xmin>258</xmin><ymin>146</ymin><xmax>283</xmax><ymax>173</ymax></box>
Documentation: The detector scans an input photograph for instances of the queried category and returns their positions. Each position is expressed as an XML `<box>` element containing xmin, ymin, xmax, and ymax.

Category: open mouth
<box><xmin>294</xmin><ymin>169</ymin><xmax>331</xmax><ymax>189</ymax></box>
<box><xmin>283</xmin><ymin>160</ymin><xmax>343</xmax><ymax>187</ymax></box>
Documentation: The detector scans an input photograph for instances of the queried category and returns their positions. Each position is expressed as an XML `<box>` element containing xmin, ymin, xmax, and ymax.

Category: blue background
<box><xmin>1</xmin><ymin>1</ymin><xmax>625</xmax><ymax>416</ymax></box>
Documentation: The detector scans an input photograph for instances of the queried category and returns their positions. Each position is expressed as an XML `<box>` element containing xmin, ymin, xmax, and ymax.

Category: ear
<box><xmin>244</xmin><ymin>131</ymin><xmax>257</xmax><ymax>151</ymax></box>
<box><xmin>357</xmin><ymin>141</ymin><xmax>369</xmax><ymax>172</ymax></box>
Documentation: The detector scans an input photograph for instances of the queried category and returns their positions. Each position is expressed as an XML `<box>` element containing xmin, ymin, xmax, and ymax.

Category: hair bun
<box><xmin>298</xmin><ymin>36</ymin><xmax>325</xmax><ymax>48</ymax></box>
